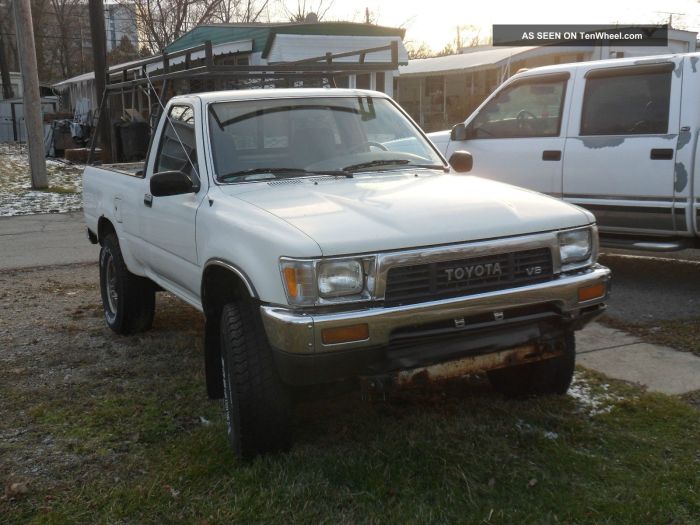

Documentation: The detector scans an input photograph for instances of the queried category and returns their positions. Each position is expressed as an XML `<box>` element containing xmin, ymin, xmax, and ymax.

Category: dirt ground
<box><xmin>0</xmin><ymin>263</ymin><xmax>205</xmax><ymax>493</ymax></box>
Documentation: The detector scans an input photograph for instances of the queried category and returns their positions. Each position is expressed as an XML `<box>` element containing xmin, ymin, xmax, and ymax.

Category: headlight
<box><xmin>318</xmin><ymin>260</ymin><xmax>363</xmax><ymax>297</ymax></box>
<box><xmin>280</xmin><ymin>256</ymin><xmax>375</xmax><ymax>306</ymax></box>
<box><xmin>558</xmin><ymin>228</ymin><xmax>592</xmax><ymax>266</ymax></box>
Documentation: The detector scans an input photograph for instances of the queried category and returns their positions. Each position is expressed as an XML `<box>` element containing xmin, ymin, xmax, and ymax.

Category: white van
<box><xmin>429</xmin><ymin>53</ymin><xmax>700</xmax><ymax>251</ymax></box>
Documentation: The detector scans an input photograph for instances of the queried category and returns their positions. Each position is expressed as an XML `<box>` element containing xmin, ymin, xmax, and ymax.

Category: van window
<box><xmin>580</xmin><ymin>67</ymin><xmax>671</xmax><ymax>136</ymax></box>
<box><xmin>468</xmin><ymin>76</ymin><xmax>567</xmax><ymax>139</ymax></box>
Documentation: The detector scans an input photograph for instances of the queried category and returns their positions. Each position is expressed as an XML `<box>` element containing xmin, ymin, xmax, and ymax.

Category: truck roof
<box><xmin>172</xmin><ymin>88</ymin><xmax>391</xmax><ymax>104</ymax></box>
<box><xmin>512</xmin><ymin>51</ymin><xmax>700</xmax><ymax>80</ymax></box>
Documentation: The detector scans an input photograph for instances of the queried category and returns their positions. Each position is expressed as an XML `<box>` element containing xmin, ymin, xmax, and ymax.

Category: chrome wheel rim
<box><xmin>105</xmin><ymin>253</ymin><xmax>118</xmax><ymax>315</ymax></box>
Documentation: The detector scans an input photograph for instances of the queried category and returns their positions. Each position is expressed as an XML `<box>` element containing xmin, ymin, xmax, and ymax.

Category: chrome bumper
<box><xmin>260</xmin><ymin>264</ymin><xmax>611</xmax><ymax>355</ymax></box>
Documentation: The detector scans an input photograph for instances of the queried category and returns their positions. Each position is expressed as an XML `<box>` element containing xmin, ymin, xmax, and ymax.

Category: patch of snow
<box><xmin>0</xmin><ymin>143</ymin><xmax>84</xmax><ymax>217</ymax></box>
<box><xmin>568</xmin><ymin>373</ymin><xmax>625</xmax><ymax>416</ymax></box>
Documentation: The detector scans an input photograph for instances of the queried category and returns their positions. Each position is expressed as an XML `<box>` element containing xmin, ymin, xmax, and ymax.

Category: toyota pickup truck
<box><xmin>84</xmin><ymin>88</ymin><xmax>611</xmax><ymax>458</ymax></box>
<box><xmin>429</xmin><ymin>52</ymin><xmax>700</xmax><ymax>252</ymax></box>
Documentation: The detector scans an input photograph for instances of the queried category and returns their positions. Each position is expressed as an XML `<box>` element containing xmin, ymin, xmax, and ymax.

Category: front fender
<box><xmin>196</xmin><ymin>189</ymin><xmax>322</xmax><ymax>305</ymax></box>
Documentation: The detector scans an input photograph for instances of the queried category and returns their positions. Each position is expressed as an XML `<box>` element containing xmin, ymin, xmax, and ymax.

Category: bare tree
<box><xmin>49</xmin><ymin>0</ymin><xmax>82</xmax><ymax>78</ymax></box>
<box><xmin>132</xmin><ymin>0</ymin><xmax>271</xmax><ymax>54</ymax></box>
<box><xmin>212</xmin><ymin>0</ymin><xmax>270</xmax><ymax>23</ymax></box>
<box><xmin>405</xmin><ymin>41</ymin><xmax>432</xmax><ymax>59</ymax></box>
<box><xmin>455</xmin><ymin>24</ymin><xmax>490</xmax><ymax>50</ymax></box>
<box><xmin>282</xmin><ymin>0</ymin><xmax>334</xmax><ymax>22</ymax></box>
<box><xmin>131</xmin><ymin>0</ymin><xmax>221</xmax><ymax>53</ymax></box>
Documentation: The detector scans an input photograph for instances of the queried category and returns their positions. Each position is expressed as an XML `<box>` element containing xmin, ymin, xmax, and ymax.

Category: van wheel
<box><xmin>220</xmin><ymin>299</ymin><xmax>292</xmax><ymax>459</ymax></box>
<box><xmin>99</xmin><ymin>233</ymin><xmax>155</xmax><ymax>335</ymax></box>
<box><xmin>487</xmin><ymin>332</ymin><xmax>576</xmax><ymax>397</ymax></box>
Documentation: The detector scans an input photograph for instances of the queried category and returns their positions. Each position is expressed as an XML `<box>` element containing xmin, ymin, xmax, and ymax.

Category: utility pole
<box><xmin>13</xmin><ymin>0</ymin><xmax>48</xmax><ymax>189</ymax></box>
<box><xmin>89</xmin><ymin>0</ymin><xmax>112</xmax><ymax>163</ymax></box>
<box><xmin>0</xmin><ymin>32</ymin><xmax>14</xmax><ymax>100</ymax></box>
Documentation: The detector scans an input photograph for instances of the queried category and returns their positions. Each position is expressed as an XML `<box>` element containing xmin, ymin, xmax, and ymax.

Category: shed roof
<box><xmin>165</xmin><ymin>22</ymin><xmax>406</xmax><ymax>56</ymax></box>
<box><xmin>398</xmin><ymin>46</ymin><xmax>539</xmax><ymax>77</ymax></box>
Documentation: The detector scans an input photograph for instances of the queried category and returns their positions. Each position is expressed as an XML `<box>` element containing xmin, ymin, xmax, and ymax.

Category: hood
<box><xmin>221</xmin><ymin>172</ymin><xmax>592</xmax><ymax>256</ymax></box>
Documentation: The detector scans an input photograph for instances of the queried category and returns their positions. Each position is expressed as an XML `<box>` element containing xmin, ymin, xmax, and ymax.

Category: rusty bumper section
<box><xmin>360</xmin><ymin>341</ymin><xmax>564</xmax><ymax>398</ymax></box>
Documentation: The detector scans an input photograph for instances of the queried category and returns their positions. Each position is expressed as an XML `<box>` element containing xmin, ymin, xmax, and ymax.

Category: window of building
<box><xmin>356</xmin><ymin>74</ymin><xmax>371</xmax><ymax>90</ymax></box>
<box><xmin>375</xmin><ymin>72</ymin><xmax>385</xmax><ymax>93</ymax></box>
<box><xmin>580</xmin><ymin>65</ymin><xmax>671</xmax><ymax>136</ymax></box>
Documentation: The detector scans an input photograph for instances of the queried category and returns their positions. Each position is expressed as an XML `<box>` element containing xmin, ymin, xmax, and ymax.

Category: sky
<box><xmin>318</xmin><ymin>0</ymin><xmax>700</xmax><ymax>51</ymax></box>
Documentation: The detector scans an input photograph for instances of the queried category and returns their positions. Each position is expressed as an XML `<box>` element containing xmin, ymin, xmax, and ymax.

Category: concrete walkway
<box><xmin>577</xmin><ymin>322</ymin><xmax>700</xmax><ymax>395</ymax></box>
<box><xmin>0</xmin><ymin>212</ymin><xmax>98</xmax><ymax>270</ymax></box>
<box><xmin>1</xmin><ymin>212</ymin><xmax>699</xmax><ymax>395</ymax></box>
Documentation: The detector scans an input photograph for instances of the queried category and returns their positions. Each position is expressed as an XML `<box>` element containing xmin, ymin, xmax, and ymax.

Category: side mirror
<box><xmin>450</xmin><ymin>122</ymin><xmax>469</xmax><ymax>141</ymax></box>
<box><xmin>449</xmin><ymin>151</ymin><xmax>473</xmax><ymax>173</ymax></box>
<box><xmin>150</xmin><ymin>171</ymin><xmax>198</xmax><ymax>197</ymax></box>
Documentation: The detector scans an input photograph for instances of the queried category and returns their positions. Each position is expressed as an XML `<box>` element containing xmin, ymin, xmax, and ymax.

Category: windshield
<box><xmin>207</xmin><ymin>96</ymin><xmax>446</xmax><ymax>181</ymax></box>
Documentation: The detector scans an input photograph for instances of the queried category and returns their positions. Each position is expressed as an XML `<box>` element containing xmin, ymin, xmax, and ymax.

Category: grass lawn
<box><xmin>2</xmin><ymin>268</ymin><xmax>698</xmax><ymax>524</ymax></box>
<box><xmin>3</xmin><ymin>368</ymin><xmax>699</xmax><ymax>524</ymax></box>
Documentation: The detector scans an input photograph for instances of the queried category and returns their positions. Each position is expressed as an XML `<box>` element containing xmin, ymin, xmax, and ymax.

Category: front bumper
<box><xmin>260</xmin><ymin>264</ymin><xmax>610</xmax><ymax>385</ymax></box>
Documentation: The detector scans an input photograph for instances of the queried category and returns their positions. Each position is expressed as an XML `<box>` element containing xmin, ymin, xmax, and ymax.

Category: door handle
<box><xmin>144</xmin><ymin>194</ymin><xmax>153</xmax><ymax>207</ymax></box>
<box><xmin>542</xmin><ymin>150</ymin><xmax>562</xmax><ymax>161</ymax></box>
<box><xmin>650</xmin><ymin>148</ymin><xmax>673</xmax><ymax>160</ymax></box>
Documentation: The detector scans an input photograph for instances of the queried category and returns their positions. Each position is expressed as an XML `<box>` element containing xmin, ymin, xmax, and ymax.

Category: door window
<box><xmin>580</xmin><ymin>65</ymin><xmax>672</xmax><ymax>136</ymax></box>
<box><xmin>154</xmin><ymin>105</ymin><xmax>199</xmax><ymax>179</ymax></box>
<box><xmin>468</xmin><ymin>75</ymin><xmax>567</xmax><ymax>138</ymax></box>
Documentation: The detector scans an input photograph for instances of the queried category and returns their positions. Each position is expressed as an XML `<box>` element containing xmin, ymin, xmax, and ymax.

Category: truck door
<box><xmin>445</xmin><ymin>72</ymin><xmax>571</xmax><ymax>196</ymax></box>
<box><xmin>562</xmin><ymin>61</ymin><xmax>681</xmax><ymax>237</ymax></box>
<box><xmin>140</xmin><ymin>103</ymin><xmax>207</xmax><ymax>297</ymax></box>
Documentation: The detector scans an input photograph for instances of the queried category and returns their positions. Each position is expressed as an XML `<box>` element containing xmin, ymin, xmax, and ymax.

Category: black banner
<box><xmin>493</xmin><ymin>24</ymin><xmax>669</xmax><ymax>47</ymax></box>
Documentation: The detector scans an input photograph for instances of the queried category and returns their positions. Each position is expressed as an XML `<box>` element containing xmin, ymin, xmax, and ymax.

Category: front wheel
<box><xmin>220</xmin><ymin>300</ymin><xmax>293</xmax><ymax>459</ymax></box>
<box><xmin>487</xmin><ymin>332</ymin><xmax>576</xmax><ymax>398</ymax></box>
<box><xmin>99</xmin><ymin>233</ymin><xmax>155</xmax><ymax>335</ymax></box>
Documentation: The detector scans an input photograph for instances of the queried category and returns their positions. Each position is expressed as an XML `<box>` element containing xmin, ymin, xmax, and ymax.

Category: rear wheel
<box><xmin>487</xmin><ymin>332</ymin><xmax>576</xmax><ymax>397</ymax></box>
<box><xmin>220</xmin><ymin>299</ymin><xmax>292</xmax><ymax>459</ymax></box>
<box><xmin>99</xmin><ymin>233</ymin><xmax>155</xmax><ymax>335</ymax></box>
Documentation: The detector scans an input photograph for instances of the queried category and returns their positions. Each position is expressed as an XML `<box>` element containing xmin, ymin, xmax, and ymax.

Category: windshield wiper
<box><xmin>342</xmin><ymin>160</ymin><xmax>448</xmax><ymax>173</ymax></box>
<box><xmin>218</xmin><ymin>167</ymin><xmax>351</xmax><ymax>182</ymax></box>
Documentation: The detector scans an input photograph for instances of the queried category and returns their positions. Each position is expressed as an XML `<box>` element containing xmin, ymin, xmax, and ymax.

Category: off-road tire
<box><xmin>487</xmin><ymin>332</ymin><xmax>576</xmax><ymax>398</ymax></box>
<box><xmin>99</xmin><ymin>233</ymin><xmax>156</xmax><ymax>335</ymax></box>
<box><xmin>220</xmin><ymin>300</ymin><xmax>292</xmax><ymax>459</ymax></box>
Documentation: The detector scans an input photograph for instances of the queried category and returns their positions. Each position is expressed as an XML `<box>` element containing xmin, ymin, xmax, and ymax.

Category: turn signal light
<box><xmin>283</xmin><ymin>267</ymin><xmax>298</xmax><ymax>298</ymax></box>
<box><xmin>578</xmin><ymin>283</ymin><xmax>606</xmax><ymax>302</ymax></box>
<box><xmin>322</xmin><ymin>324</ymin><xmax>369</xmax><ymax>345</ymax></box>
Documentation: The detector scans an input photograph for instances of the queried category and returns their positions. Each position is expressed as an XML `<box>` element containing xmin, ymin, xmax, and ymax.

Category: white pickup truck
<box><xmin>430</xmin><ymin>52</ymin><xmax>700</xmax><ymax>251</ymax></box>
<box><xmin>84</xmin><ymin>88</ymin><xmax>610</xmax><ymax>458</ymax></box>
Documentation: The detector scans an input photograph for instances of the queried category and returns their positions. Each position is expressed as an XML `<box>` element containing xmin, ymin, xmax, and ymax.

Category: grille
<box><xmin>384</xmin><ymin>248</ymin><xmax>553</xmax><ymax>306</ymax></box>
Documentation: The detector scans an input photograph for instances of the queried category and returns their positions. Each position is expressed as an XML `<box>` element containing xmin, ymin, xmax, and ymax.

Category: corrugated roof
<box><xmin>165</xmin><ymin>22</ymin><xmax>406</xmax><ymax>55</ymax></box>
<box><xmin>399</xmin><ymin>46</ymin><xmax>537</xmax><ymax>77</ymax></box>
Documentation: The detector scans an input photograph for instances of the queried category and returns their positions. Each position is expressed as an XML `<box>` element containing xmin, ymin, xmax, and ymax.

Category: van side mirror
<box><xmin>449</xmin><ymin>151</ymin><xmax>473</xmax><ymax>173</ymax></box>
<box><xmin>150</xmin><ymin>171</ymin><xmax>198</xmax><ymax>197</ymax></box>
<box><xmin>450</xmin><ymin>122</ymin><xmax>469</xmax><ymax>141</ymax></box>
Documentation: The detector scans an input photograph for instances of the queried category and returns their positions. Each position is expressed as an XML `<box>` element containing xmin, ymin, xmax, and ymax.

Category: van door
<box><xmin>445</xmin><ymin>72</ymin><xmax>571</xmax><ymax>196</ymax></box>
<box><xmin>563</xmin><ymin>61</ymin><xmax>681</xmax><ymax>237</ymax></box>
